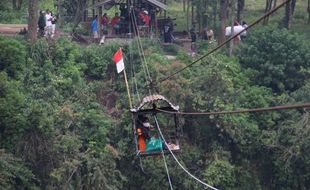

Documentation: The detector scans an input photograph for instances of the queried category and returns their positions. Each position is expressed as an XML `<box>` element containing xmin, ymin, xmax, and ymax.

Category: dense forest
<box><xmin>1</xmin><ymin>0</ymin><xmax>310</xmax><ymax>189</ymax></box>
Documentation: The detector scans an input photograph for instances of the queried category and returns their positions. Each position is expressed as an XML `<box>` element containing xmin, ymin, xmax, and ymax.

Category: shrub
<box><xmin>0</xmin><ymin>36</ymin><xmax>26</xmax><ymax>79</ymax></box>
<box><xmin>238</xmin><ymin>26</ymin><xmax>310</xmax><ymax>93</ymax></box>
<box><xmin>81</xmin><ymin>43</ymin><xmax>120</xmax><ymax>79</ymax></box>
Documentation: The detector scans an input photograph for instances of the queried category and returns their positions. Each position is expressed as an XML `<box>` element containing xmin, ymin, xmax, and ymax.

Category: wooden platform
<box><xmin>137</xmin><ymin>149</ymin><xmax>180</xmax><ymax>157</ymax></box>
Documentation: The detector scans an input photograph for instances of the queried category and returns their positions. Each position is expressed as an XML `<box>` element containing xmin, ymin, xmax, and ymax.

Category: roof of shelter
<box><xmin>130</xmin><ymin>94</ymin><xmax>179</xmax><ymax>112</ymax></box>
<box><xmin>145</xmin><ymin>0</ymin><xmax>167</xmax><ymax>10</ymax></box>
<box><xmin>93</xmin><ymin>0</ymin><xmax>167</xmax><ymax>10</ymax></box>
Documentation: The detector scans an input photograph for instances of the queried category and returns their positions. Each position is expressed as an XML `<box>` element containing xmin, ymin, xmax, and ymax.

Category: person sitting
<box><xmin>137</xmin><ymin>115</ymin><xmax>152</xmax><ymax>152</ymax></box>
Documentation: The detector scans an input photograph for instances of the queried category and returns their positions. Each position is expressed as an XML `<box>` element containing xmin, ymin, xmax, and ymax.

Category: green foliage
<box><xmin>81</xmin><ymin>43</ymin><xmax>120</xmax><ymax>79</ymax></box>
<box><xmin>238</xmin><ymin>26</ymin><xmax>310</xmax><ymax>93</ymax></box>
<box><xmin>162</xmin><ymin>44</ymin><xmax>179</xmax><ymax>55</ymax></box>
<box><xmin>0</xmin><ymin>150</ymin><xmax>38</xmax><ymax>189</ymax></box>
<box><xmin>1</xmin><ymin>25</ymin><xmax>310</xmax><ymax>189</ymax></box>
<box><xmin>0</xmin><ymin>72</ymin><xmax>27</xmax><ymax>150</ymax></box>
<box><xmin>0</xmin><ymin>36</ymin><xmax>26</xmax><ymax>79</ymax></box>
<box><xmin>204</xmin><ymin>159</ymin><xmax>236</xmax><ymax>189</ymax></box>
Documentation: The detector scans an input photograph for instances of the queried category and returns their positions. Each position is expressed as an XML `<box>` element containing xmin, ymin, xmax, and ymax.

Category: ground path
<box><xmin>0</xmin><ymin>23</ymin><xmax>195</xmax><ymax>56</ymax></box>
<box><xmin>0</xmin><ymin>24</ymin><xmax>27</xmax><ymax>35</ymax></box>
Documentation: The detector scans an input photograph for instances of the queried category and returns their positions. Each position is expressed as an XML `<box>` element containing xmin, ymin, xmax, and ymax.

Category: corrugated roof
<box><xmin>145</xmin><ymin>0</ymin><xmax>167</xmax><ymax>10</ymax></box>
<box><xmin>93</xmin><ymin>0</ymin><xmax>115</xmax><ymax>7</ymax></box>
<box><xmin>93</xmin><ymin>0</ymin><xmax>167</xmax><ymax>10</ymax></box>
<box><xmin>131</xmin><ymin>94</ymin><xmax>179</xmax><ymax>112</ymax></box>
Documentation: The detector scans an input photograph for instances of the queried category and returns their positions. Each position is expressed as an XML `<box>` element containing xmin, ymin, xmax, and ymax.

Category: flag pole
<box><xmin>123</xmin><ymin>69</ymin><xmax>133</xmax><ymax>108</ymax></box>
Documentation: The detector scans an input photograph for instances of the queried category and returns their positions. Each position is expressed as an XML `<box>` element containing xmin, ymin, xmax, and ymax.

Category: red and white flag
<box><xmin>112</xmin><ymin>48</ymin><xmax>125</xmax><ymax>73</ymax></box>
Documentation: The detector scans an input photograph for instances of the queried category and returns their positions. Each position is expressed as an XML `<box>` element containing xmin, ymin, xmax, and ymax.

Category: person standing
<box><xmin>101</xmin><ymin>13</ymin><xmax>109</xmax><ymax>35</ymax></box>
<box><xmin>45</xmin><ymin>9</ymin><xmax>53</xmax><ymax>37</ymax></box>
<box><xmin>111</xmin><ymin>13</ymin><xmax>120</xmax><ymax>35</ymax></box>
<box><xmin>190</xmin><ymin>26</ymin><xmax>197</xmax><ymax>56</ymax></box>
<box><xmin>241</xmin><ymin>21</ymin><xmax>248</xmax><ymax>40</ymax></box>
<box><xmin>38</xmin><ymin>10</ymin><xmax>46</xmax><ymax>37</ymax></box>
<box><xmin>51</xmin><ymin>12</ymin><xmax>57</xmax><ymax>38</ymax></box>
<box><xmin>91</xmin><ymin>15</ymin><xmax>99</xmax><ymax>41</ymax></box>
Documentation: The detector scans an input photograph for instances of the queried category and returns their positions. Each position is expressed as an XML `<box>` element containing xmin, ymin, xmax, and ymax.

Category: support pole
<box><xmin>123</xmin><ymin>69</ymin><xmax>133</xmax><ymax>108</ymax></box>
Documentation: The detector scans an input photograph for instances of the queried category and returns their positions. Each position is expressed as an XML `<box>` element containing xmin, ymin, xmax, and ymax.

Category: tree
<box><xmin>0</xmin><ymin>150</ymin><xmax>37</xmax><ymax>189</ymax></box>
<box><xmin>236</xmin><ymin>0</ymin><xmax>244</xmax><ymax>22</ymax></box>
<box><xmin>12</xmin><ymin>0</ymin><xmax>22</xmax><ymax>10</ymax></box>
<box><xmin>229</xmin><ymin>0</ymin><xmax>236</xmax><ymax>56</ymax></box>
<box><xmin>308</xmin><ymin>0</ymin><xmax>310</xmax><ymax>23</ymax></box>
<box><xmin>263</xmin><ymin>0</ymin><xmax>274</xmax><ymax>24</ymax></box>
<box><xmin>62</xmin><ymin>0</ymin><xmax>88</xmax><ymax>33</ymax></box>
<box><xmin>219</xmin><ymin>0</ymin><xmax>228</xmax><ymax>44</ymax></box>
<box><xmin>283</xmin><ymin>0</ymin><xmax>296</xmax><ymax>29</ymax></box>
<box><xmin>238</xmin><ymin>26</ymin><xmax>310</xmax><ymax>92</ymax></box>
<box><xmin>27</xmin><ymin>0</ymin><xmax>38</xmax><ymax>42</ymax></box>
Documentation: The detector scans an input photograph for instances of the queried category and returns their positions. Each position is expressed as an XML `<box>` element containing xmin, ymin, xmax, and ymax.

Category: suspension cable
<box><xmin>130</xmin><ymin>7</ymin><xmax>152</xmax><ymax>82</ymax></box>
<box><xmin>161</xmin><ymin>148</ymin><xmax>174</xmax><ymax>190</ymax></box>
<box><xmin>153</xmin><ymin>116</ymin><xmax>219</xmax><ymax>190</ymax></box>
<box><xmin>130</xmin><ymin>8</ymin><xmax>150</xmax><ymax>86</ymax></box>
<box><xmin>132</xmin><ymin>11</ymin><xmax>152</xmax><ymax>81</ymax></box>
<box><xmin>158</xmin><ymin>0</ymin><xmax>291</xmax><ymax>83</ymax></box>
<box><xmin>128</xmin><ymin>14</ymin><xmax>141</xmax><ymax>103</ymax></box>
<box><xmin>156</xmin><ymin>103</ymin><xmax>310</xmax><ymax>116</ymax></box>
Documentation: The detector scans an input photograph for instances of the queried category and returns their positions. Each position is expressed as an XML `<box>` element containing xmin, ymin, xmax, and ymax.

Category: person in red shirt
<box><xmin>111</xmin><ymin>13</ymin><xmax>120</xmax><ymax>35</ymax></box>
<box><xmin>101</xmin><ymin>13</ymin><xmax>109</xmax><ymax>35</ymax></box>
<box><xmin>139</xmin><ymin>10</ymin><xmax>150</xmax><ymax>26</ymax></box>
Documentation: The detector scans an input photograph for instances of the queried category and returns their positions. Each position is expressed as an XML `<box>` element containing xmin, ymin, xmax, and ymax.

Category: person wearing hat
<box><xmin>139</xmin><ymin>10</ymin><xmax>150</xmax><ymax>26</ymax></box>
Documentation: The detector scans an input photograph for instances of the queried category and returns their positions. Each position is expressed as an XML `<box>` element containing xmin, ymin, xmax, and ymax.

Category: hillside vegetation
<box><xmin>1</xmin><ymin>0</ymin><xmax>310</xmax><ymax>189</ymax></box>
<box><xmin>1</xmin><ymin>24</ymin><xmax>310</xmax><ymax>189</ymax></box>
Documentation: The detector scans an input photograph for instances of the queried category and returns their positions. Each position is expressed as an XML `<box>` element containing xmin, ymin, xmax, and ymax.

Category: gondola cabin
<box><xmin>130</xmin><ymin>95</ymin><xmax>181</xmax><ymax>157</ymax></box>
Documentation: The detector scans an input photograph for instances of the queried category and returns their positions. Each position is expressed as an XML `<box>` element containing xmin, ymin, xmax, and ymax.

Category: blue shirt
<box><xmin>91</xmin><ymin>19</ymin><xmax>98</xmax><ymax>32</ymax></box>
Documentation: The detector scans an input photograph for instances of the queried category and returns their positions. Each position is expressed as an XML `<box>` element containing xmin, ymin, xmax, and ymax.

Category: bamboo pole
<box><xmin>123</xmin><ymin>69</ymin><xmax>133</xmax><ymax>108</ymax></box>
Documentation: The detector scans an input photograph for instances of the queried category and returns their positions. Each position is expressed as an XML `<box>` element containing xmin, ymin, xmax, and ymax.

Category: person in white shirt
<box><xmin>45</xmin><ymin>9</ymin><xmax>53</xmax><ymax>37</ymax></box>
<box><xmin>51</xmin><ymin>12</ymin><xmax>57</xmax><ymax>38</ymax></box>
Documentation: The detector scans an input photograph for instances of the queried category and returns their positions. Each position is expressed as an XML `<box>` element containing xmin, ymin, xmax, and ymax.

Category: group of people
<box><xmin>38</xmin><ymin>9</ymin><xmax>57</xmax><ymax>38</ymax></box>
<box><xmin>91</xmin><ymin>6</ymin><xmax>156</xmax><ymax>41</ymax></box>
<box><xmin>91</xmin><ymin>12</ymin><xmax>130</xmax><ymax>41</ymax></box>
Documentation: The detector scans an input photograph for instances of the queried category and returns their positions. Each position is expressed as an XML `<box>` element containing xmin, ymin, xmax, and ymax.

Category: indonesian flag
<box><xmin>112</xmin><ymin>48</ymin><xmax>125</xmax><ymax>73</ymax></box>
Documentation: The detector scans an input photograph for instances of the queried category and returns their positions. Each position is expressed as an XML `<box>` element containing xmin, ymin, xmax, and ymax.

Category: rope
<box><xmin>153</xmin><ymin>116</ymin><xmax>219</xmax><ymax>190</ymax></box>
<box><xmin>128</xmin><ymin>20</ymin><xmax>141</xmax><ymax>103</ymax></box>
<box><xmin>161</xmin><ymin>148</ymin><xmax>174</xmax><ymax>190</ymax></box>
<box><xmin>158</xmin><ymin>0</ymin><xmax>291</xmax><ymax>83</ymax></box>
<box><xmin>131</xmin><ymin>10</ymin><xmax>152</xmax><ymax>81</ymax></box>
<box><xmin>156</xmin><ymin>103</ymin><xmax>310</xmax><ymax>116</ymax></box>
<box><xmin>130</xmin><ymin>8</ymin><xmax>152</xmax><ymax>79</ymax></box>
<box><xmin>130</xmin><ymin>6</ymin><xmax>153</xmax><ymax>95</ymax></box>
<box><xmin>130</xmin><ymin>10</ymin><xmax>150</xmax><ymax>88</ymax></box>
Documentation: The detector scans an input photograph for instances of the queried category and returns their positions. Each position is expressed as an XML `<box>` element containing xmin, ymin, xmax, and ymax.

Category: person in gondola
<box><xmin>137</xmin><ymin>115</ymin><xmax>154</xmax><ymax>152</ymax></box>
